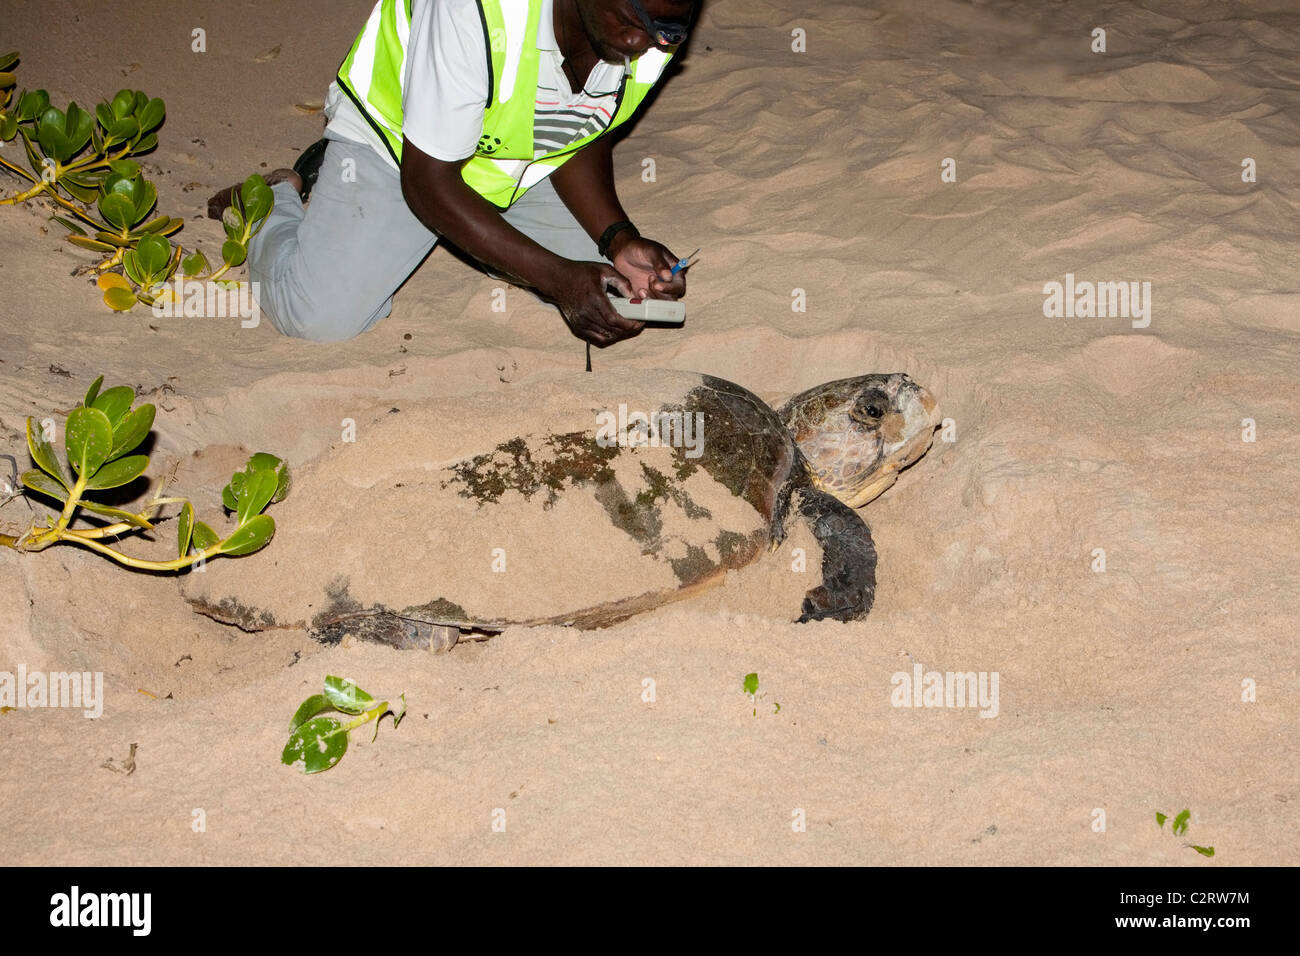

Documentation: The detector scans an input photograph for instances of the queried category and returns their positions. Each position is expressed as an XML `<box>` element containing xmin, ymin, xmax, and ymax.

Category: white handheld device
<box><xmin>607</xmin><ymin>296</ymin><xmax>685</xmax><ymax>324</ymax></box>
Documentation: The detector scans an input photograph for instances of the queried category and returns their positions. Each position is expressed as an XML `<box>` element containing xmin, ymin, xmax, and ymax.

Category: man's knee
<box><xmin>262</xmin><ymin>287</ymin><xmax>391</xmax><ymax>341</ymax></box>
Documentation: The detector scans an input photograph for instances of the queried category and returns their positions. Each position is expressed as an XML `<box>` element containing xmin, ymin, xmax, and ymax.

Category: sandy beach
<box><xmin>0</xmin><ymin>0</ymin><xmax>1295</xmax><ymax>865</ymax></box>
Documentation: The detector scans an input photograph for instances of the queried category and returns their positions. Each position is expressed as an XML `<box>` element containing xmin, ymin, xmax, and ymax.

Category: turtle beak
<box><xmin>889</xmin><ymin>378</ymin><xmax>941</xmax><ymax>470</ymax></box>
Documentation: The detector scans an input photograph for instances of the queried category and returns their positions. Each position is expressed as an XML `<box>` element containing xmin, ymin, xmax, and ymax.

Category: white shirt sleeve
<box><xmin>402</xmin><ymin>0</ymin><xmax>491</xmax><ymax>162</ymax></box>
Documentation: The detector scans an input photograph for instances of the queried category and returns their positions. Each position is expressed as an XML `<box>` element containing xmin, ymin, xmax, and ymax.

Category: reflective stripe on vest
<box><xmin>336</xmin><ymin>0</ymin><xmax>674</xmax><ymax>208</ymax></box>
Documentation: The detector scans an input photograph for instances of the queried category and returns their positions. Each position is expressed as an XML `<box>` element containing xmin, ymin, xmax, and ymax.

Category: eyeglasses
<box><xmin>627</xmin><ymin>0</ymin><xmax>690</xmax><ymax>46</ymax></box>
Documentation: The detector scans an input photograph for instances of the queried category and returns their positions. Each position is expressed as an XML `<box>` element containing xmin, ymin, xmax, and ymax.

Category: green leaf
<box><xmin>20</xmin><ymin>123</ymin><xmax>44</xmax><ymax>173</ymax></box>
<box><xmin>103</xmin><ymin>286</ymin><xmax>137</xmax><ymax>311</ymax></box>
<box><xmin>20</xmin><ymin>469</ymin><xmax>68</xmax><ymax>503</ymax></box>
<box><xmin>59</xmin><ymin>176</ymin><xmax>100</xmax><ymax>204</ymax></box>
<box><xmin>135</xmin><ymin>232</ymin><xmax>171</xmax><ymax>276</ymax></box>
<box><xmin>49</xmin><ymin>215</ymin><xmax>87</xmax><ymax>236</ymax></box>
<box><xmin>1</xmin><ymin>112</ymin><xmax>19</xmax><ymax>142</ymax></box>
<box><xmin>105</xmin><ymin>116</ymin><xmax>138</xmax><ymax>145</ymax></box>
<box><xmin>289</xmin><ymin>694</ymin><xmax>334</xmax><ymax>732</ymax></box>
<box><xmin>63</xmin><ymin>101</ymin><xmax>92</xmax><ymax>159</ymax></box>
<box><xmin>1191</xmin><ymin>845</ymin><xmax>1215</xmax><ymax>858</ymax></box>
<box><xmin>68</xmin><ymin>236</ymin><xmax>119</xmax><ymax>254</ymax></box>
<box><xmin>240</xmin><ymin>176</ymin><xmax>274</xmax><ymax>223</ymax></box>
<box><xmin>26</xmin><ymin>416</ymin><xmax>70</xmax><ymax>489</ymax></box>
<box><xmin>111</xmin><ymin>89</ymin><xmax>135</xmax><ymax>120</ymax></box>
<box><xmin>221</xmin><ymin>204</ymin><xmax>245</xmax><ymax>239</ymax></box>
<box><xmin>191</xmin><ymin>521</ymin><xmax>219</xmax><ymax>551</ymax></box>
<box><xmin>90</xmin><ymin>384</ymin><xmax>134</xmax><ymax>430</ymax></box>
<box><xmin>107</xmin><ymin>403</ymin><xmax>155</xmax><ymax>460</ymax></box>
<box><xmin>182</xmin><ymin>249</ymin><xmax>209</xmax><ymax>277</ymax></box>
<box><xmin>84</xmin><ymin>375</ymin><xmax>104</xmax><ymax>408</ymax></box>
<box><xmin>177</xmin><ymin>501</ymin><xmax>194</xmax><ymax>558</ymax></box>
<box><xmin>95</xmin><ymin>102</ymin><xmax>114</xmax><ymax>130</ymax></box>
<box><xmin>254</xmin><ymin>455</ymin><xmax>288</xmax><ymax>504</ymax></box>
<box><xmin>92</xmin><ymin>231</ymin><xmax>129</xmax><ymax>247</ymax></box>
<box><xmin>137</xmin><ymin>97</ymin><xmax>164</xmax><ymax>133</ymax></box>
<box><xmin>107</xmin><ymin>158</ymin><xmax>140</xmax><ymax>178</ymax></box>
<box><xmin>217</xmin><ymin>514</ymin><xmax>275</xmax><ymax>556</ymax></box>
<box><xmin>235</xmin><ymin>466</ymin><xmax>277</xmax><ymax>525</ymax></box>
<box><xmin>131</xmin><ymin>131</ymin><xmax>157</xmax><ymax>154</ymax></box>
<box><xmin>82</xmin><ymin>454</ymin><xmax>148</xmax><ymax>490</ymax></box>
<box><xmin>743</xmin><ymin>672</ymin><xmax>759</xmax><ymax>696</ymax></box>
<box><xmin>282</xmin><ymin>716</ymin><xmax>348</xmax><ymax>774</ymax></box>
<box><xmin>221</xmin><ymin>239</ymin><xmax>247</xmax><ymax>267</ymax></box>
<box><xmin>324</xmin><ymin>676</ymin><xmax>375</xmax><ymax>715</ymax></box>
<box><xmin>102</xmin><ymin>170</ymin><xmax>135</xmax><ymax>198</ymax></box>
<box><xmin>245</xmin><ymin>452</ymin><xmax>291</xmax><ymax>503</ymax></box>
<box><xmin>99</xmin><ymin>192</ymin><xmax>136</xmax><ymax>231</ymax></box>
<box><xmin>132</xmin><ymin>178</ymin><xmax>157</xmax><ymax>221</ymax></box>
<box><xmin>0</xmin><ymin>52</ymin><xmax>18</xmax><ymax>73</ymax></box>
<box><xmin>122</xmin><ymin>249</ymin><xmax>144</xmax><ymax>287</ymax></box>
<box><xmin>66</xmin><ymin>168</ymin><xmax>109</xmax><ymax>187</ymax></box>
<box><xmin>17</xmin><ymin>89</ymin><xmax>48</xmax><ymax>122</ymax></box>
<box><xmin>1155</xmin><ymin>812</ymin><xmax>1167</xmax><ymax>828</ymax></box>
<box><xmin>36</xmin><ymin>106</ymin><xmax>69</xmax><ymax>163</ymax></box>
<box><xmin>77</xmin><ymin>498</ymin><xmax>154</xmax><ymax>529</ymax></box>
<box><xmin>137</xmin><ymin>215</ymin><xmax>179</xmax><ymax>235</ymax></box>
<box><xmin>65</xmin><ymin>406</ymin><xmax>113</xmax><ymax>477</ymax></box>
<box><xmin>1172</xmin><ymin>809</ymin><xmax>1191</xmax><ymax>837</ymax></box>
<box><xmin>221</xmin><ymin>473</ymin><xmax>241</xmax><ymax>512</ymax></box>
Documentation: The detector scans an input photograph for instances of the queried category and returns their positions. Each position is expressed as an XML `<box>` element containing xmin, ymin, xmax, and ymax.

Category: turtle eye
<box><xmin>853</xmin><ymin>390</ymin><xmax>891</xmax><ymax>425</ymax></box>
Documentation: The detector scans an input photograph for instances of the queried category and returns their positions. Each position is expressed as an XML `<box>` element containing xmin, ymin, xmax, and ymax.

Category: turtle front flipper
<box><xmin>793</xmin><ymin>488</ymin><xmax>878</xmax><ymax>622</ymax></box>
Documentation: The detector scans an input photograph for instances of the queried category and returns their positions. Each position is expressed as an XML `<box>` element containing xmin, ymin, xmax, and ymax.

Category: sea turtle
<box><xmin>183</xmin><ymin>369</ymin><xmax>939</xmax><ymax>645</ymax></box>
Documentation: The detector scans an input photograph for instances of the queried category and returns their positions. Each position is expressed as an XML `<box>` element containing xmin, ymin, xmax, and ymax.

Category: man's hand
<box><xmin>610</xmin><ymin>236</ymin><xmax>687</xmax><ymax>300</ymax></box>
<box><xmin>539</xmin><ymin>260</ymin><xmax>645</xmax><ymax>347</ymax></box>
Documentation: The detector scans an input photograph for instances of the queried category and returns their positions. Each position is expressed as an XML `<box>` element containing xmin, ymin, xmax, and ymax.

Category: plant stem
<box><xmin>95</xmin><ymin>247</ymin><xmax>125</xmax><ymax>271</ymax></box>
<box><xmin>62</xmin><ymin>520</ymin><xmax>149</xmax><ymax>539</ymax></box>
<box><xmin>0</xmin><ymin>152</ymin><xmax>36</xmax><ymax>183</ymax></box>
<box><xmin>46</xmin><ymin>189</ymin><xmax>100</xmax><ymax>227</ymax></box>
<box><xmin>61</xmin><ymin>142</ymin><xmax>133</xmax><ymax>176</ymax></box>
<box><xmin>48</xmin><ymin>533</ymin><xmax>217</xmax><ymax>571</ymax></box>
<box><xmin>54</xmin><ymin>473</ymin><xmax>88</xmax><ymax>534</ymax></box>
<box><xmin>0</xmin><ymin>178</ymin><xmax>46</xmax><ymax>204</ymax></box>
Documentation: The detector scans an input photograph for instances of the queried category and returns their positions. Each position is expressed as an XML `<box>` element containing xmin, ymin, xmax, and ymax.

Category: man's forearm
<box><xmin>399</xmin><ymin>138</ymin><xmax>566</xmax><ymax>291</ymax></box>
<box><xmin>549</xmin><ymin>137</ymin><xmax>636</xmax><ymax>257</ymax></box>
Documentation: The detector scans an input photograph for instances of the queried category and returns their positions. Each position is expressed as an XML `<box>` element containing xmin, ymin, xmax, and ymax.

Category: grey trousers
<box><xmin>248</xmin><ymin>135</ymin><xmax>602</xmax><ymax>341</ymax></box>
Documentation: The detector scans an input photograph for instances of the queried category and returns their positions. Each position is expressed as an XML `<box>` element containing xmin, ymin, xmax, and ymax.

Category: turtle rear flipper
<box><xmin>794</xmin><ymin>488</ymin><xmax>877</xmax><ymax>622</ymax></box>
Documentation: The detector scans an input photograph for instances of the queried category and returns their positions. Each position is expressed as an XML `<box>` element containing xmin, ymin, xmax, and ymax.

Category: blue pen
<box><xmin>669</xmin><ymin>248</ymin><xmax>701</xmax><ymax>277</ymax></box>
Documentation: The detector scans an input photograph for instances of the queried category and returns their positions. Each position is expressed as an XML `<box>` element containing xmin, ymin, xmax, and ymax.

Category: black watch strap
<box><xmin>597</xmin><ymin>220</ymin><xmax>638</xmax><ymax>258</ymax></box>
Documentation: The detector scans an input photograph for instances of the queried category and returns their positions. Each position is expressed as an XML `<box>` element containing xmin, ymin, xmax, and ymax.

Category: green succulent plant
<box><xmin>1</xmin><ymin>376</ymin><xmax>288</xmax><ymax>571</ymax></box>
<box><xmin>1</xmin><ymin>81</ymin><xmax>163</xmax><ymax>206</ymax></box>
<box><xmin>54</xmin><ymin>160</ymin><xmax>183</xmax><ymax>274</ymax></box>
<box><xmin>283</xmin><ymin>677</ymin><xmax>406</xmax><ymax>775</ymax></box>
<box><xmin>217</xmin><ymin>174</ymin><xmax>274</xmax><ymax>268</ymax></box>
<box><xmin>0</xmin><ymin>53</ymin><xmax>273</xmax><ymax>310</ymax></box>
<box><xmin>0</xmin><ymin>51</ymin><xmax>20</xmax><ymax>140</ymax></box>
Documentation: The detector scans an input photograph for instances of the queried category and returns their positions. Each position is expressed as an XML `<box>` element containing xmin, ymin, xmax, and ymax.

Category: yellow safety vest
<box><xmin>337</xmin><ymin>0</ymin><xmax>675</xmax><ymax>208</ymax></box>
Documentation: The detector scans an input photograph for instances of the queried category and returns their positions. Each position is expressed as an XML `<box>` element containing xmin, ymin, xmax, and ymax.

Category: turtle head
<box><xmin>777</xmin><ymin>373</ymin><xmax>941</xmax><ymax>507</ymax></box>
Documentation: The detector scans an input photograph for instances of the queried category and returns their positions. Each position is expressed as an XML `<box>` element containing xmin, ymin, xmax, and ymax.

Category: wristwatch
<box><xmin>597</xmin><ymin>220</ymin><xmax>638</xmax><ymax>258</ymax></box>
